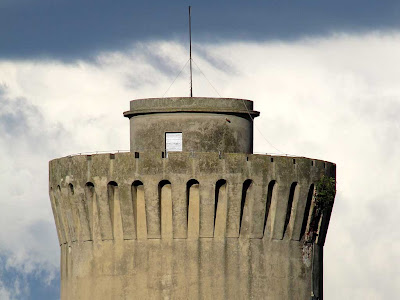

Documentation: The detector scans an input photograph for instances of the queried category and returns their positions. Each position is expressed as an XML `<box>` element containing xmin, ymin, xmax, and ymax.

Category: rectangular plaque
<box><xmin>165</xmin><ymin>132</ymin><xmax>183</xmax><ymax>152</ymax></box>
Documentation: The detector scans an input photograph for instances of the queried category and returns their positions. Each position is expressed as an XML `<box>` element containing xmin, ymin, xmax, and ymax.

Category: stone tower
<box><xmin>49</xmin><ymin>97</ymin><xmax>336</xmax><ymax>299</ymax></box>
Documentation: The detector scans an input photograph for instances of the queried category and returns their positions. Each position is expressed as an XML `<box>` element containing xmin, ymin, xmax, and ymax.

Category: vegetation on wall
<box><xmin>307</xmin><ymin>175</ymin><xmax>336</xmax><ymax>243</ymax></box>
<box><xmin>303</xmin><ymin>175</ymin><xmax>336</xmax><ymax>266</ymax></box>
<box><xmin>314</xmin><ymin>175</ymin><xmax>336</xmax><ymax>212</ymax></box>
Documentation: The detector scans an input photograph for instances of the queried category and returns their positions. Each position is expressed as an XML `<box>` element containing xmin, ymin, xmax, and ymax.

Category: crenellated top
<box><xmin>49</xmin><ymin>152</ymin><xmax>335</xmax><ymax>247</ymax></box>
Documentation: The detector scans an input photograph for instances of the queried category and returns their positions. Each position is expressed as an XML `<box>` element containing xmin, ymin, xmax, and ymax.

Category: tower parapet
<box><xmin>49</xmin><ymin>98</ymin><xmax>336</xmax><ymax>299</ymax></box>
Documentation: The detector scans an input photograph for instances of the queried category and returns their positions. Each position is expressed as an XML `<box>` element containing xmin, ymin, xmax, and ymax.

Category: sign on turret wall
<box><xmin>165</xmin><ymin>132</ymin><xmax>183</xmax><ymax>152</ymax></box>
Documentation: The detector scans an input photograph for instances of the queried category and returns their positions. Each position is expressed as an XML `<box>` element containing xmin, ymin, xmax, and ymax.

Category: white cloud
<box><xmin>0</xmin><ymin>283</ymin><xmax>11</xmax><ymax>300</ymax></box>
<box><xmin>0</xmin><ymin>31</ymin><xmax>399</xmax><ymax>299</ymax></box>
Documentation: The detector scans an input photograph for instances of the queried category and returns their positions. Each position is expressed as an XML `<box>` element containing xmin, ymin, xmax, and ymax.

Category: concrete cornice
<box><xmin>123</xmin><ymin>97</ymin><xmax>260</xmax><ymax>118</ymax></box>
<box><xmin>123</xmin><ymin>107</ymin><xmax>260</xmax><ymax>118</ymax></box>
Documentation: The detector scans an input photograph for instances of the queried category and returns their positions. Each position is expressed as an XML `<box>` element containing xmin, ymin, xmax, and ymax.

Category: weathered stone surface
<box><xmin>49</xmin><ymin>97</ymin><xmax>336</xmax><ymax>299</ymax></box>
<box><xmin>50</xmin><ymin>151</ymin><xmax>335</xmax><ymax>299</ymax></box>
<box><xmin>124</xmin><ymin>97</ymin><xmax>259</xmax><ymax>154</ymax></box>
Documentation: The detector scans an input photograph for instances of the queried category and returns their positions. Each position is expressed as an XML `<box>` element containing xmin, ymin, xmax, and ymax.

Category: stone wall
<box><xmin>49</xmin><ymin>152</ymin><xmax>335</xmax><ymax>299</ymax></box>
<box><xmin>124</xmin><ymin>97</ymin><xmax>259</xmax><ymax>154</ymax></box>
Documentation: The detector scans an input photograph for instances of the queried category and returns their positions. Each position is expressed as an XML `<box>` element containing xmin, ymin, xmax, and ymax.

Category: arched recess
<box><xmin>107</xmin><ymin>181</ymin><xmax>119</xmax><ymax>238</ymax></box>
<box><xmin>68</xmin><ymin>183</ymin><xmax>74</xmax><ymax>195</ymax></box>
<box><xmin>49</xmin><ymin>187</ymin><xmax>64</xmax><ymax>244</ymax></box>
<box><xmin>132</xmin><ymin>181</ymin><xmax>146</xmax><ymax>239</ymax></box>
<box><xmin>214</xmin><ymin>179</ymin><xmax>227</xmax><ymax>237</ymax></box>
<box><xmin>263</xmin><ymin>180</ymin><xmax>276</xmax><ymax>238</ymax></box>
<box><xmin>239</xmin><ymin>179</ymin><xmax>253</xmax><ymax>235</ymax></box>
<box><xmin>82</xmin><ymin>182</ymin><xmax>94</xmax><ymax>240</ymax></box>
<box><xmin>187</xmin><ymin>179</ymin><xmax>200</xmax><ymax>238</ymax></box>
<box><xmin>66</xmin><ymin>183</ymin><xmax>77</xmax><ymax>242</ymax></box>
<box><xmin>307</xmin><ymin>185</ymin><xmax>323</xmax><ymax>244</ymax></box>
<box><xmin>55</xmin><ymin>185</ymin><xmax>68</xmax><ymax>243</ymax></box>
<box><xmin>300</xmin><ymin>184</ymin><xmax>314</xmax><ymax>240</ymax></box>
<box><xmin>283</xmin><ymin>182</ymin><xmax>298</xmax><ymax>238</ymax></box>
<box><xmin>108</xmin><ymin>181</ymin><xmax>118</xmax><ymax>226</ymax></box>
<box><xmin>159</xmin><ymin>180</ymin><xmax>172</xmax><ymax>239</ymax></box>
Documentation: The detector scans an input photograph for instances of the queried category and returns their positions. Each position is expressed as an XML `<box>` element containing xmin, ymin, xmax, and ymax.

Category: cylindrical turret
<box><xmin>123</xmin><ymin>97</ymin><xmax>259</xmax><ymax>154</ymax></box>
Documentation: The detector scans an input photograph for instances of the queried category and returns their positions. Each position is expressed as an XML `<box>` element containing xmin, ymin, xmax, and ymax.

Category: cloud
<box><xmin>1</xmin><ymin>1</ymin><xmax>400</xmax><ymax>61</ymax></box>
<box><xmin>0</xmin><ymin>90</ymin><xmax>64</xmax><ymax>298</ymax></box>
<box><xmin>0</xmin><ymin>31</ymin><xmax>399</xmax><ymax>299</ymax></box>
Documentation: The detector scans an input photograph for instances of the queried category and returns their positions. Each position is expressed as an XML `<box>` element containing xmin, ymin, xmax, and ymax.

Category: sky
<box><xmin>0</xmin><ymin>1</ymin><xmax>400</xmax><ymax>299</ymax></box>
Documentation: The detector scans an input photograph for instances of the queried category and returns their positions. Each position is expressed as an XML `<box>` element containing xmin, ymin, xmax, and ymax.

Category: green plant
<box><xmin>314</xmin><ymin>175</ymin><xmax>336</xmax><ymax>211</ymax></box>
<box><xmin>305</xmin><ymin>175</ymin><xmax>336</xmax><ymax>244</ymax></box>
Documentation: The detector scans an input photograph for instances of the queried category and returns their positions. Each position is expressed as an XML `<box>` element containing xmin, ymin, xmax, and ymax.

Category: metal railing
<box><xmin>64</xmin><ymin>150</ymin><xmax>303</xmax><ymax>159</ymax></box>
<box><xmin>66</xmin><ymin>150</ymin><xmax>130</xmax><ymax>157</ymax></box>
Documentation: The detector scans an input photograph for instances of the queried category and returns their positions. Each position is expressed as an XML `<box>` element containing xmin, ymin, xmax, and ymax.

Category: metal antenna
<box><xmin>189</xmin><ymin>6</ymin><xmax>193</xmax><ymax>97</ymax></box>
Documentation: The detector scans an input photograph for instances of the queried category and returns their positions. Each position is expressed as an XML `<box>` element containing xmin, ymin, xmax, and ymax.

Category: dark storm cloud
<box><xmin>1</xmin><ymin>0</ymin><xmax>400</xmax><ymax>60</ymax></box>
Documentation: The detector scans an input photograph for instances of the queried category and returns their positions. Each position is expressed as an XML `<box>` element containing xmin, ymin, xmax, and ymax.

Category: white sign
<box><xmin>165</xmin><ymin>132</ymin><xmax>183</xmax><ymax>152</ymax></box>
